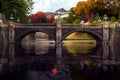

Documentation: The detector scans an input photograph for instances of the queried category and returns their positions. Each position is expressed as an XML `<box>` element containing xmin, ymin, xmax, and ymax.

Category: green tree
<box><xmin>95</xmin><ymin>13</ymin><xmax>100</xmax><ymax>21</ymax></box>
<box><xmin>62</xmin><ymin>8</ymin><xmax>77</xmax><ymax>24</ymax></box>
<box><xmin>1</xmin><ymin>0</ymin><xmax>33</xmax><ymax>23</ymax></box>
<box><xmin>73</xmin><ymin>19</ymin><xmax>80</xmax><ymax>25</ymax></box>
<box><xmin>66</xmin><ymin>11</ymin><xmax>76</xmax><ymax>23</ymax></box>
<box><xmin>110</xmin><ymin>16</ymin><xmax>116</xmax><ymax>23</ymax></box>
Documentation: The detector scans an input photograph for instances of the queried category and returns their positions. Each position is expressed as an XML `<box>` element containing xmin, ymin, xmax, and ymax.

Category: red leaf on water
<box><xmin>51</xmin><ymin>68</ymin><xmax>58</xmax><ymax>75</ymax></box>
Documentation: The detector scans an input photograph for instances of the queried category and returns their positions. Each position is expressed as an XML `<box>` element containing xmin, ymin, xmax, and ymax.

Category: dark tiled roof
<box><xmin>55</xmin><ymin>8</ymin><xmax>67</xmax><ymax>13</ymax></box>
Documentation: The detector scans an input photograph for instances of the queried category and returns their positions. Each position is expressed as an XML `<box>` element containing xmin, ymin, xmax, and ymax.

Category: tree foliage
<box><xmin>61</xmin><ymin>8</ymin><xmax>77</xmax><ymax>24</ymax></box>
<box><xmin>30</xmin><ymin>11</ymin><xmax>46</xmax><ymax>23</ymax></box>
<box><xmin>74</xmin><ymin>1</ymin><xmax>93</xmax><ymax>19</ymax></box>
<box><xmin>1</xmin><ymin>0</ymin><xmax>33</xmax><ymax>23</ymax></box>
<box><xmin>74</xmin><ymin>0</ymin><xmax>120</xmax><ymax>21</ymax></box>
<box><xmin>95</xmin><ymin>13</ymin><xmax>100</xmax><ymax>21</ymax></box>
<box><xmin>66</xmin><ymin>11</ymin><xmax>76</xmax><ymax>23</ymax></box>
<box><xmin>46</xmin><ymin>12</ymin><xmax>55</xmax><ymax>23</ymax></box>
<box><xmin>30</xmin><ymin>11</ymin><xmax>55</xmax><ymax>23</ymax></box>
<box><xmin>110</xmin><ymin>16</ymin><xmax>116</xmax><ymax>23</ymax></box>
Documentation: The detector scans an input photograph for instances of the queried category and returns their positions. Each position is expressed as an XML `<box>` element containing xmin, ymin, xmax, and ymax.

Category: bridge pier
<box><xmin>56</xmin><ymin>22</ymin><xmax>62</xmax><ymax>66</ymax></box>
<box><xmin>102</xmin><ymin>43</ymin><xmax>110</xmax><ymax>64</ymax></box>
<box><xmin>9</xmin><ymin>27</ymin><xmax>15</xmax><ymax>43</ymax></box>
<box><xmin>56</xmin><ymin>43</ymin><xmax>62</xmax><ymax>66</ymax></box>
<box><xmin>56</xmin><ymin>22</ymin><xmax>62</xmax><ymax>43</ymax></box>
<box><xmin>8</xmin><ymin>24</ymin><xmax>15</xmax><ymax>65</ymax></box>
<box><xmin>8</xmin><ymin>44</ymin><xmax>15</xmax><ymax>65</ymax></box>
<box><xmin>103</xmin><ymin>22</ymin><xmax>110</xmax><ymax>44</ymax></box>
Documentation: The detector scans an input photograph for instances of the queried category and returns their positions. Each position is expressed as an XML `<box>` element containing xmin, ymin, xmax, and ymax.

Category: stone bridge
<box><xmin>0</xmin><ymin>23</ymin><xmax>118</xmax><ymax>46</ymax></box>
<box><xmin>1</xmin><ymin>23</ymin><xmax>120</xmax><ymax>65</ymax></box>
<box><xmin>8</xmin><ymin>23</ymin><xmax>112</xmax><ymax>46</ymax></box>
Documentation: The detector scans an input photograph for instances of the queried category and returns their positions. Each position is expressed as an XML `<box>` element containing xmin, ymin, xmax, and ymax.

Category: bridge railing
<box><xmin>15</xmin><ymin>23</ymin><xmax>57</xmax><ymax>28</ymax></box>
<box><xmin>109</xmin><ymin>23</ymin><xmax>120</xmax><ymax>27</ymax></box>
<box><xmin>14</xmin><ymin>23</ymin><xmax>120</xmax><ymax>28</ymax></box>
<box><xmin>19</xmin><ymin>23</ymin><xmax>56</xmax><ymax>26</ymax></box>
<box><xmin>61</xmin><ymin>24</ymin><xmax>103</xmax><ymax>28</ymax></box>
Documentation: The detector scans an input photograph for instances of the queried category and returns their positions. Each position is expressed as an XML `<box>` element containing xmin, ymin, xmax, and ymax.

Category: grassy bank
<box><xmin>65</xmin><ymin>32</ymin><xmax>95</xmax><ymax>40</ymax></box>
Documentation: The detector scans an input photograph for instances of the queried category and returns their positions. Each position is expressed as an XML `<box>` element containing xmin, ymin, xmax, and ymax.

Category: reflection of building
<box><xmin>55</xmin><ymin>8</ymin><xmax>68</xmax><ymax>19</ymax></box>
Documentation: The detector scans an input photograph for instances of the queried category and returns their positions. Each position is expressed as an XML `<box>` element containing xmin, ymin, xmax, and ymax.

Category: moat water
<box><xmin>0</xmin><ymin>39</ymin><xmax>120</xmax><ymax>80</ymax></box>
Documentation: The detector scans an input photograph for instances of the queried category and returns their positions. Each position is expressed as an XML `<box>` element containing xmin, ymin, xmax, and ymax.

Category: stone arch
<box><xmin>62</xmin><ymin>30</ymin><xmax>102</xmax><ymax>47</ymax></box>
<box><xmin>15</xmin><ymin>30</ymin><xmax>55</xmax><ymax>43</ymax></box>
<box><xmin>14</xmin><ymin>28</ymin><xmax>56</xmax><ymax>56</ymax></box>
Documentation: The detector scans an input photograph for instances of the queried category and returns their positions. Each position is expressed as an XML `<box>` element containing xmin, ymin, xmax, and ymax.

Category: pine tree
<box><xmin>95</xmin><ymin>13</ymin><xmax>100</xmax><ymax>21</ymax></box>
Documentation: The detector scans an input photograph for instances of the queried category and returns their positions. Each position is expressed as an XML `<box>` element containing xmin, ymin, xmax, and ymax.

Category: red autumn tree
<box><xmin>46</xmin><ymin>12</ymin><xmax>55</xmax><ymax>23</ymax></box>
<box><xmin>30</xmin><ymin>11</ymin><xmax>46</xmax><ymax>23</ymax></box>
<box><xmin>29</xmin><ymin>11</ymin><xmax>55</xmax><ymax>23</ymax></box>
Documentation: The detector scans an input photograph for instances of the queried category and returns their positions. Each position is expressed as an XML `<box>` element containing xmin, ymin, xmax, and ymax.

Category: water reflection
<box><xmin>63</xmin><ymin>40</ymin><xmax>96</xmax><ymax>55</ymax></box>
<box><xmin>22</xmin><ymin>40</ymin><xmax>55</xmax><ymax>55</ymax></box>
<box><xmin>35</xmin><ymin>40</ymin><xmax>55</xmax><ymax>55</ymax></box>
<box><xmin>1</xmin><ymin>61</ymin><xmax>120</xmax><ymax>80</ymax></box>
<box><xmin>1</xmin><ymin>38</ymin><xmax>120</xmax><ymax>80</ymax></box>
<box><xmin>69</xmin><ymin>62</ymin><xmax>120</xmax><ymax>80</ymax></box>
<box><xmin>26</xmin><ymin>61</ymin><xmax>72</xmax><ymax>80</ymax></box>
<box><xmin>22</xmin><ymin>40</ymin><xmax>97</xmax><ymax>56</ymax></box>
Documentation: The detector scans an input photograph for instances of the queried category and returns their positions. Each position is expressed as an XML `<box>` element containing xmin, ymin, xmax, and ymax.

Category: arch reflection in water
<box><xmin>21</xmin><ymin>32</ymin><xmax>55</xmax><ymax>55</ymax></box>
<box><xmin>63</xmin><ymin>40</ymin><xmax>96</xmax><ymax>56</ymax></box>
<box><xmin>22</xmin><ymin>40</ymin><xmax>55</xmax><ymax>55</ymax></box>
<box><xmin>63</xmin><ymin>32</ymin><xmax>97</xmax><ymax>56</ymax></box>
<box><xmin>35</xmin><ymin>41</ymin><xmax>55</xmax><ymax>55</ymax></box>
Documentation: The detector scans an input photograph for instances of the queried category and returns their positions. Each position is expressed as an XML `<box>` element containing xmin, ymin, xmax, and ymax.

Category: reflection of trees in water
<box><xmin>69</xmin><ymin>62</ymin><xmax>120</xmax><ymax>80</ymax></box>
<box><xmin>21</xmin><ymin>32</ymin><xmax>55</xmax><ymax>55</ymax></box>
<box><xmin>35</xmin><ymin>42</ymin><xmax>54</xmax><ymax>55</ymax></box>
<box><xmin>22</xmin><ymin>40</ymin><xmax>55</xmax><ymax>55</ymax></box>
<box><xmin>63</xmin><ymin>40</ymin><xmax>96</xmax><ymax>55</ymax></box>
<box><xmin>27</xmin><ymin>62</ymin><xmax>72</xmax><ymax>80</ymax></box>
<box><xmin>35</xmin><ymin>41</ymin><xmax>55</xmax><ymax>55</ymax></box>
<box><xmin>1</xmin><ymin>61</ymin><xmax>120</xmax><ymax>80</ymax></box>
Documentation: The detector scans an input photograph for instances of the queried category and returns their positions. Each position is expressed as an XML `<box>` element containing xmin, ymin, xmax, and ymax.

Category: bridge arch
<box><xmin>62</xmin><ymin>30</ymin><xmax>102</xmax><ymax>46</ymax></box>
<box><xmin>15</xmin><ymin>30</ymin><xmax>56</xmax><ymax>43</ymax></box>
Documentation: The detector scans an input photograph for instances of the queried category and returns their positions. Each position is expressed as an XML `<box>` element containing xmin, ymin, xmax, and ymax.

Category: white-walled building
<box><xmin>55</xmin><ymin>8</ymin><xmax>68</xmax><ymax>19</ymax></box>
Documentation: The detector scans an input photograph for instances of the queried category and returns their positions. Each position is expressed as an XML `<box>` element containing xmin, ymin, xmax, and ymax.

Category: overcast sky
<box><xmin>32</xmin><ymin>0</ymin><xmax>87</xmax><ymax>13</ymax></box>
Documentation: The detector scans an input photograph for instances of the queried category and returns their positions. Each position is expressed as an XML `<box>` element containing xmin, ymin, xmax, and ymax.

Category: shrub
<box><xmin>110</xmin><ymin>16</ymin><xmax>116</xmax><ymax>24</ymax></box>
